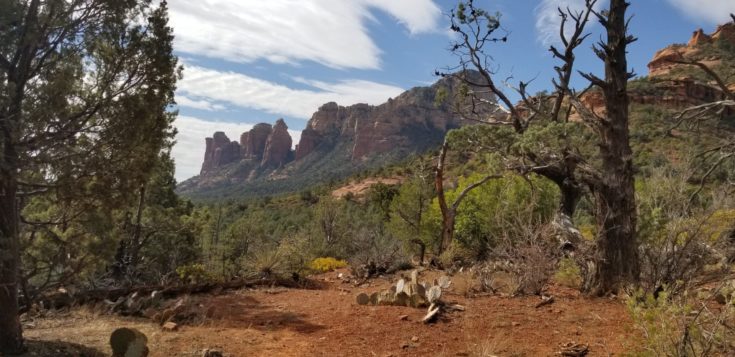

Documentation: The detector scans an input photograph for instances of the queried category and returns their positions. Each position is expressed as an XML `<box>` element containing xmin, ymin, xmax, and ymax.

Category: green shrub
<box><xmin>176</xmin><ymin>263</ymin><xmax>217</xmax><ymax>284</ymax></box>
<box><xmin>554</xmin><ymin>257</ymin><xmax>582</xmax><ymax>289</ymax></box>
<box><xmin>627</xmin><ymin>287</ymin><xmax>735</xmax><ymax>356</ymax></box>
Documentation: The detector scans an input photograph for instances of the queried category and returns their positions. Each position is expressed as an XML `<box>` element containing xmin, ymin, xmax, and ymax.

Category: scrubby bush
<box><xmin>627</xmin><ymin>286</ymin><xmax>735</xmax><ymax>356</ymax></box>
<box><xmin>176</xmin><ymin>263</ymin><xmax>218</xmax><ymax>284</ymax></box>
<box><xmin>637</xmin><ymin>171</ymin><xmax>733</xmax><ymax>295</ymax></box>
<box><xmin>554</xmin><ymin>257</ymin><xmax>582</xmax><ymax>289</ymax></box>
<box><xmin>484</xmin><ymin>220</ymin><xmax>560</xmax><ymax>295</ymax></box>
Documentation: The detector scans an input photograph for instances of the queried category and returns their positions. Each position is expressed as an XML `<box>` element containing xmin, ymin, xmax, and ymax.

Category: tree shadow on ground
<box><xmin>192</xmin><ymin>293</ymin><xmax>325</xmax><ymax>334</ymax></box>
<box><xmin>17</xmin><ymin>339</ymin><xmax>105</xmax><ymax>357</ymax></box>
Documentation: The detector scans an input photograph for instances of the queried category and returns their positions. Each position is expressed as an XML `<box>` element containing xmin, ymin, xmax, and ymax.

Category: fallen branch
<box><xmin>535</xmin><ymin>295</ymin><xmax>555</xmax><ymax>308</ymax></box>
<box><xmin>23</xmin><ymin>276</ymin><xmax>318</xmax><ymax>313</ymax></box>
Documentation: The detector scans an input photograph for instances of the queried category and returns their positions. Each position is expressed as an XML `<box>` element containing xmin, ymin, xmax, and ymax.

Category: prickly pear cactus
<box><xmin>438</xmin><ymin>275</ymin><xmax>451</xmax><ymax>289</ymax></box>
<box><xmin>356</xmin><ymin>293</ymin><xmax>370</xmax><ymax>305</ymax></box>
<box><xmin>394</xmin><ymin>292</ymin><xmax>410</xmax><ymax>307</ymax></box>
<box><xmin>427</xmin><ymin>286</ymin><xmax>442</xmax><ymax>304</ymax></box>
<box><xmin>396</xmin><ymin>279</ymin><xmax>405</xmax><ymax>294</ymax></box>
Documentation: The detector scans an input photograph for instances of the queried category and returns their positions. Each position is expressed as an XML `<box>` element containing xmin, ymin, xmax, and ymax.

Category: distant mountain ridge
<box><xmin>177</xmin><ymin>74</ymin><xmax>475</xmax><ymax>200</ymax></box>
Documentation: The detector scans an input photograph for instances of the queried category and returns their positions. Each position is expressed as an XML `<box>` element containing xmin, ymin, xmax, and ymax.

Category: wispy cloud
<box><xmin>534</xmin><ymin>0</ymin><xmax>607</xmax><ymax>47</ymax></box>
<box><xmin>665</xmin><ymin>0</ymin><xmax>735</xmax><ymax>25</ymax></box>
<box><xmin>177</xmin><ymin>65</ymin><xmax>406</xmax><ymax>119</ymax></box>
<box><xmin>169</xmin><ymin>0</ymin><xmax>441</xmax><ymax>70</ymax></box>
<box><xmin>176</xmin><ymin>96</ymin><xmax>226</xmax><ymax>111</ymax></box>
<box><xmin>172</xmin><ymin>115</ymin><xmax>302</xmax><ymax>181</ymax></box>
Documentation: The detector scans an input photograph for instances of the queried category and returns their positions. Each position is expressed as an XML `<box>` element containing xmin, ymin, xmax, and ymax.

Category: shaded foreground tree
<box><xmin>0</xmin><ymin>0</ymin><xmax>179</xmax><ymax>352</ymax></box>
<box><xmin>440</xmin><ymin>0</ymin><xmax>639</xmax><ymax>294</ymax></box>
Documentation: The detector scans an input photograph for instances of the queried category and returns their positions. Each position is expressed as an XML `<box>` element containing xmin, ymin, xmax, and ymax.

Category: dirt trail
<box><xmin>21</xmin><ymin>269</ymin><xmax>639</xmax><ymax>356</ymax></box>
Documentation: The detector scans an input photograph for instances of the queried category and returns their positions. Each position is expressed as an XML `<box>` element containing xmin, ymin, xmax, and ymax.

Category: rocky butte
<box><xmin>178</xmin><ymin>74</ymin><xmax>477</xmax><ymax>198</ymax></box>
<box><xmin>574</xmin><ymin>21</ymin><xmax>735</xmax><ymax>118</ymax></box>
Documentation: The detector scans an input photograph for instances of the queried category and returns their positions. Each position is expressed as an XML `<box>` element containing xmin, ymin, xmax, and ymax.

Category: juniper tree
<box><xmin>0</xmin><ymin>0</ymin><xmax>178</xmax><ymax>352</ymax></box>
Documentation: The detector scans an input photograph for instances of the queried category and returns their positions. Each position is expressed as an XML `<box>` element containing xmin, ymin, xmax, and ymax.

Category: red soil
<box><xmin>21</xmin><ymin>269</ymin><xmax>640</xmax><ymax>356</ymax></box>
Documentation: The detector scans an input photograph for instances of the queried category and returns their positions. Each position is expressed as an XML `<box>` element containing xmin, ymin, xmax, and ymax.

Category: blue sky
<box><xmin>169</xmin><ymin>0</ymin><xmax>735</xmax><ymax>181</ymax></box>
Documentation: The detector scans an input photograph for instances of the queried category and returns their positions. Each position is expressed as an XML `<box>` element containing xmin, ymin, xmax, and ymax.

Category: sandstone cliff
<box><xmin>241</xmin><ymin>123</ymin><xmax>272</xmax><ymax>160</ymax></box>
<box><xmin>201</xmin><ymin>132</ymin><xmax>241</xmax><ymax>175</ymax></box>
<box><xmin>181</xmin><ymin>75</ymin><xmax>473</xmax><ymax>198</ymax></box>
<box><xmin>293</xmin><ymin>75</ymin><xmax>468</xmax><ymax>163</ymax></box>
<box><xmin>575</xmin><ymin>20</ymin><xmax>735</xmax><ymax>118</ymax></box>
<box><xmin>261</xmin><ymin>119</ymin><xmax>293</xmax><ymax>168</ymax></box>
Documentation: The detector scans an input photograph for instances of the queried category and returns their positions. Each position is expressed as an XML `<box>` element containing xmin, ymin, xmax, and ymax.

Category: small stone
<box><xmin>411</xmin><ymin>336</ymin><xmax>419</xmax><ymax>342</ymax></box>
<box><xmin>162</xmin><ymin>321</ymin><xmax>179</xmax><ymax>331</ymax></box>
<box><xmin>400</xmin><ymin>342</ymin><xmax>410</xmax><ymax>349</ymax></box>
<box><xmin>511</xmin><ymin>322</ymin><xmax>520</xmax><ymax>327</ymax></box>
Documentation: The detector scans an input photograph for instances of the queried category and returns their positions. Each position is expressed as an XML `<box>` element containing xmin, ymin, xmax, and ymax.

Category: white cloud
<box><xmin>534</xmin><ymin>0</ymin><xmax>607</xmax><ymax>46</ymax></box>
<box><xmin>169</xmin><ymin>0</ymin><xmax>441</xmax><ymax>69</ymax></box>
<box><xmin>665</xmin><ymin>0</ymin><xmax>735</xmax><ymax>25</ymax></box>
<box><xmin>176</xmin><ymin>96</ymin><xmax>226</xmax><ymax>111</ymax></box>
<box><xmin>178</xmin><ymin>65</ymin><xmax>406</xmax><ymax>119</ymax></box>
<box><xmin>172</xmin><ymin>115</ymin><xmax>302</xmax><ymax>181</ymax></box>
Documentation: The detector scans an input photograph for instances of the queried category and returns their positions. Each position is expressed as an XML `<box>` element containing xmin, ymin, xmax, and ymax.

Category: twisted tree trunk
<box><xmin>585</xmin><ymin>0</ymin><xmax>640</xmax><ymax>295</ymax></box>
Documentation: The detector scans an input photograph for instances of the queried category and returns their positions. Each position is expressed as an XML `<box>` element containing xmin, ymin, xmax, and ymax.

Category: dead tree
<box><xmin>440</xmin><ymin>0</ymin><xmax>640</xmax><ymax>294</ymax></box>
<box><xmin>434</xmin><ymin>138</ymin><xmax>502</xmax><ymax>253</ymax></box>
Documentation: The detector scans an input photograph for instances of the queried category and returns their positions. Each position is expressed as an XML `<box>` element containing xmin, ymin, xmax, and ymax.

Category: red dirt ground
<box><xmin>20</xmin><ymin>268</ymin><xmax>640</xmax><ymax>356</ymax></box>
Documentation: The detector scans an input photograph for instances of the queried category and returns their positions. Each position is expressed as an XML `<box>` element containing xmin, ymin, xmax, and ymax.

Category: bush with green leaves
<box><xmin>426</xmin><ymin>173</ymin><xmax>559</xmax><ymax>260</ymax></box>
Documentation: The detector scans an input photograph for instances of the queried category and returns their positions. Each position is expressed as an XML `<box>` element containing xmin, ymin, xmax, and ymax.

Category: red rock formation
<box><xmin>200</xmin><ymin>132</ymin><xmax>241</xmax><ymax>174</ymax></box>
<box><xmin>294</xmin><ymin>127</ymin><xmax>321</xmax><ymax>160</ymax></box>
<box><xmin>688</xmin><ymin>29</ymin><xmax>711</xmax><ymax>47</ymax></box>
<box><xmin>261</xmin><ymin>119</ymin><xmax>293</xmax><ymax>168</ymax></box>
<box><xmin>240</xmin><ymin>123</ymin><xmax>272</xmax><ymax>159</ymax></box>
<box><xmin>293</xmin><ymin>76</ymin><xmax>469</xmax><ymax>162</ymax></box>
<box><xmin>649</xmin><ymin>22</ymin><xmax>735</xmax><ymax>77</ymax></box>
<box><xmin>712</xmin><ymin>21</ymin><xmax>735</xmax><ymax>45</ymax></box>
<box><xmin>575</xmin><ymin>78</ymin><xmax>727</xmax><ymax>119</ymax></box>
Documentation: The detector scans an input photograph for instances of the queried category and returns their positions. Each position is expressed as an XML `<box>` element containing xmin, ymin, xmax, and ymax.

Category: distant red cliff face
<box><xmin>183</xmin><ymin>73</ymin><xmax>488</xmax><ymax>194</ymax></box>
<box><xmin>293</xmin><ymin>75</ymin><xmax>472</xmax><ymax>163</ymax></box>
<box><xmin>571</xmin><ymin>21</ymin><xmax>735</xmax><ymax>120</ymax></box>
<box><xmin>648</xmin><ymin>22</ymin><xmax>735</xmax><ymax>77</ymax></box>
<box><xmin>199</xmin><ymin>119</ymin><xmax>293</xmax><ymax>176</ymax></box>
<box><xmin>200</xmin><ymin>132</ymin><xmax>241</xmax><ymax>175</ymax></box>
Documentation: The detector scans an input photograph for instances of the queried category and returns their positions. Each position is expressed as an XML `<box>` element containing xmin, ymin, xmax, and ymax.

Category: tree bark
<box><xmin>435</xmin><ymin>139</ymin><xmax>452</xmax><ymax>253</ymax></box>
<box><xmin>130</xmin><ymin>184</ymin><xmax>146</xmax><ymax>269</ymax></box>
<box><xmin>0</xmin><ymin>80</ymin><xmax>24</xmax><ymax>356</ymax></box>
<box><xmin>586</xmin><ymin>0</ymin><xmax>639</xmax><ymax>295</ymax></box>
<box><xmin>0</xmin><ymin>176</ymin><xmax>23</xmax><ymax>353</ymax></box>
